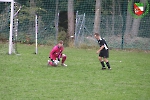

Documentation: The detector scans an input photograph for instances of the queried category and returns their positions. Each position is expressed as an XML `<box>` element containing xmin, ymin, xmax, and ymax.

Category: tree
<box><xmin>68</xmin><ymin>0</ymin><xmax>74</xmax><ymax>37</ymax></box>
<box><xmin>28</xmin><ymin>0</ymin><xmax>36</xmax><ymax>35</ymax></box>
<box><xmin>93</xmin><ymin>0</ymin><xmax>101</xmax><ymax>34</ymax></box>
<box><xmin>111</xmin><ymin>0</ymin><xmax>115</xmax><ymax>35</ymax></box>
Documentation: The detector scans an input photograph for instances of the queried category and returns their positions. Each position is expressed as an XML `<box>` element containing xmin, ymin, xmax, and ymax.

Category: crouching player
<box><xmin>48</xmin><ymin>40</ymin><xmax>67</xmax><ymax>67</ymax></box>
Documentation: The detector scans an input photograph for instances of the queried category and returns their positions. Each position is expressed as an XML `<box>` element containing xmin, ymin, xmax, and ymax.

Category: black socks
<box><xmin>106</xmin><ymin>62</ymin><xmax>110</xmax><ymax>68</ymax></box>
<box><xmin>101</xmin><ymin>61</ymin><xmax>111</xmax><ymax>68</ymax></box>
<box><xmin>101</xmin><ymin>61</ymin><xmax>105</xmax><ymax>68</ymax></box>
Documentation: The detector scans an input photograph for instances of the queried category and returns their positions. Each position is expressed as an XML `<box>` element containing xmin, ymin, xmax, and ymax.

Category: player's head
<box><xmin>94</xmin><ymin>33</ymin><xmax>100</xmax><ymax>39</ymax></box>
<box><xmin>58</xmin><ymin>40</ymin><xmax>63</xmax><ymax>47</ymax></box>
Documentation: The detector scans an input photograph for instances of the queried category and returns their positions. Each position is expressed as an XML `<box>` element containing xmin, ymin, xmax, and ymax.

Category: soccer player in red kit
<box><xmin>48</xmin><ymin>40</ymin><xmax>67</xmax><ymax>67</ymax></box>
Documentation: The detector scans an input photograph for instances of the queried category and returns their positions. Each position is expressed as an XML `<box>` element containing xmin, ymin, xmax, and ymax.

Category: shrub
<box><xmin>57</xmin><ymin>31</ymin><xmax>69</xmax><ymax>46</ymax></box>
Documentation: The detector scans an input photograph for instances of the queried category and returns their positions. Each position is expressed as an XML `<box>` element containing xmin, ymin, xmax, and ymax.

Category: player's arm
<box><xmin>96</xmin><ymin>45</ymin><xmax>104</xmax><ymax>54</ymax></box>
<box><xmin>49</xmin><ymin>46</ymin><xmax>57</xmax><ymax>61</ymax></box>
<box><xmin>57</xmin><ymin>47</ymin><xmax>63</xmax><ymax>61</ymax></box>
<box><xmin>96</xmin><ymin>39</ymin><xmax>105</xmax><ymax>54</ymax></box>
<box><xmin>57</xmin><ymin>53</ymin><xmax>62</xmax><ymax>61</ymax></box>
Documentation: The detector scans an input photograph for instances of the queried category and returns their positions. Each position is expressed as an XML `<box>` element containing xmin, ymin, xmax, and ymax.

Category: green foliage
<box><xmin>0</xmin><ymin>0</ymin><xmax>150</xmax><ymax>50</ymax></box>
<box><xmin>74</xmin><ymin>0</ymin><xmax>95</xmax><ymax>15</ymax></box>
<box><xmin>0</xmin><ymin>33</ymin><xmax>8</xmax><ymax>42</ymax></box>
<box><xmin>0</xmin><ymin>43</ymin><xmax>150</xmax><ymax>99</ymax></box>
<box><xmin>57</xmin><ymin>31</ymin><xmax>69</xmax><ymax>46</ymax></box>
<box><xmin>38</xmin><ymin>35</ymin><xmax>55</xmax><ymax>46</ymax></box>
<box><xmin>17</xmin><ymin>33</ymin><xmax>35</xmax><ymax>44</ymax></box>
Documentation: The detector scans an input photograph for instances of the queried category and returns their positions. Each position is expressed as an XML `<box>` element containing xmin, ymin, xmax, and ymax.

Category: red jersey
<box><xmin>49</xmin><ymin>45</ymin><xmax>64</xmax><ymax>60</ymax></box>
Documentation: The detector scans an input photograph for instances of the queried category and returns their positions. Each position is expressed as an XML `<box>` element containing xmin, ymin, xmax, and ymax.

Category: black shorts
<box><xmin>99</xmin><ymin>50</ymin><xmax>109</xmax><ymax>58</ymax></box>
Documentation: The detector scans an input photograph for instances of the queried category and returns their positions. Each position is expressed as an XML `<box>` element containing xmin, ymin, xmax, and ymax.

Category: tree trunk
<box><xmin>55</xmin><ymin>0</ymin><xmax>59</xmax><ymax>43</ymax></box>
<box><xmin>125</xmin><ymin>11</ymin><xmax>132</xmax><ymax>35</ymax></box>
<box><xmin>130</xmin><ymin>18</ymin><xmax>141</xmax><ymax>36</ymax></box>
<box><xmin>112</xmin><ymin>0</ymin><xmax>115</xmax><ymax>35</ymax></box>
<box><xmin>93</xmin><ymin>0</ymin><xmax>101</xmax><ymax>34</ymax></box>
<box><xmin>29</xmin><ymin>0</ymin><xmax>35</xmax><ymax>35</ymax></box>
<box><xmin>125</xmin><ymin>0</ymin><xmax>132</xmax><ymax>35</ymax></box>
<box><xmin>68</xmin><ymin>0</ymin><xmax>74</xmax><ymax>37</ymax></box>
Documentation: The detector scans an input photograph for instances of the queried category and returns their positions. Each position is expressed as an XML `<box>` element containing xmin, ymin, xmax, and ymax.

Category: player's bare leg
<box><xmin>99</xmin><ymin>57</ymin><xmax>106</xmax><ymax>70</ymax></box>
<box><xmin>104</xmin><ymin>58</ymin><xmax>111</xmax><ymax>70</ymax></box>
<box><xmin>61</xmin><ymin>54</ymin><xmax>67</xmax><ymax>67</ymax></box>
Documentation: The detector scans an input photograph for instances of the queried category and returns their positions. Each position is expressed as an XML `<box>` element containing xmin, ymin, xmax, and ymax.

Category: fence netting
<box><xmin>0</xmin><ymin>0</ymin><xmax>150</xmax><ymax>50</ymax></box>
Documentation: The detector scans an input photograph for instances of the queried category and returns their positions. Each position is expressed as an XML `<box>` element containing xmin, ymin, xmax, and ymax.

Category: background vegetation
<box><xmin>0</xmin><ymin>0</ymin><xmax>150</xmax><ymax>49</ymax></box>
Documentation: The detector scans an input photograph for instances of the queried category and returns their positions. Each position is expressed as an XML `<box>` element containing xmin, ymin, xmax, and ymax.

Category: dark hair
<box><xmin>94</xmin><ymin>33</ymin><xmax>100</xmax><ymax>36</ymax></box>
<box><xmin>58</xmin><ymin>40</ymin><xmax>63</xmax><ymax>44</ymax></box>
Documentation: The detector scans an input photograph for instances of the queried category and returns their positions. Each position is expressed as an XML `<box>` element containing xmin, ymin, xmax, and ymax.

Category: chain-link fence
<box><xmin>0</xmin><ymin>0</ymin><xmax>150</xmax><ymax>51</ymax></box>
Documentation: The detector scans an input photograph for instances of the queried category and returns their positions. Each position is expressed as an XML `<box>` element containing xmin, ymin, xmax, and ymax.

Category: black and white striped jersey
<box><xmin>97</xmin><ymin>38</ymin><xmax>109</xmax><ymax>51</ymax></box>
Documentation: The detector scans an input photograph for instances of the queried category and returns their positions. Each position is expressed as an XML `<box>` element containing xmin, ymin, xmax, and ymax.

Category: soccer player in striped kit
<box><xmin>48</xmin><ymin>40</ymin><xmax>67</xmax><ymax>67</ymax></box>
<box><xmin>94</xmin><ymin>33</ymin><xmax>111</xmax><ymax>70</ymax></box>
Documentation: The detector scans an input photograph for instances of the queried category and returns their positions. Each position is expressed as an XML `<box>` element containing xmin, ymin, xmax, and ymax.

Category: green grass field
<box><xmin>0</xmin><ymin>43</ymin><xmax>150</xmax><ymax>100</ymax></box>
